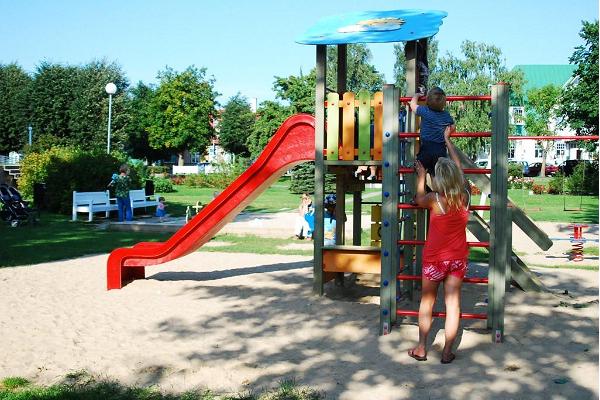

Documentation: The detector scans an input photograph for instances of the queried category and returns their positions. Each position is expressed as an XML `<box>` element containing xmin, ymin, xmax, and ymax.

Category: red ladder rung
<box><xmin>398</xmin><ymin>204</ymin><xmax>491</xmax><ymax>211</ymax></box>
<box><xmin>396</xmin><ymin>310</ymin><xmax>487</xmax><ymax>320</ymax></box>
<box><xmin>396</xmin><ymin>274</ymin><xmax>488</xmax><ymax>284</ymax></box>
<box><xmin>398</xmin><ymin>240</ymin><xmax>489</xmax><ymax>248</ymax></box>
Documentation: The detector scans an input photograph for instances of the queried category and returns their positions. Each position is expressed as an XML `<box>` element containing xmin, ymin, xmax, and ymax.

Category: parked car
<box><xmin>559</xmin><ymin>159</ymin><xmax>588</xmax><ymax>176</ymax></box>
<box><xmin>526</xmin><ymin>162</ymin><xmax>558</xmax><ymax>177</ymax></box>
<box><xmin>526</xmin><ymin>162</ymin><xmax>542</xmax><ymax>177</ymax></box>
<box><xmin>545</xmin><ymin>163</ymin><xmax>559</xmax><ymax>176</ymax></box>
<box><xmin>475</xmin><ymin>158</ymin><xmax>490</xmax><ymax>169</ymax></box>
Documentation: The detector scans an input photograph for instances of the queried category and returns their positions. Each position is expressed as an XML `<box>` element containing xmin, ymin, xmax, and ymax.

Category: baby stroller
<box><xmin>0</xmin><ymin>184</ymin><xmax>39</xmax><ymax>226</ymax></box>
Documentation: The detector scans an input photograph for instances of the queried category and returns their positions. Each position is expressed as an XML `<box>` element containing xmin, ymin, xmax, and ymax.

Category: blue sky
<box><xmin>0</xmin><ymin>0</ymin><xmax>597</xmax><ymax>104</ymax></box>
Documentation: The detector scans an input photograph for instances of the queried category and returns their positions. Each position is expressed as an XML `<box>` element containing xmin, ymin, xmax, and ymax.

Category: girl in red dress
<box><xmin>408</xmin><ymin>126</ymin><xmax>470</xmax><ymax>364</ymax></box>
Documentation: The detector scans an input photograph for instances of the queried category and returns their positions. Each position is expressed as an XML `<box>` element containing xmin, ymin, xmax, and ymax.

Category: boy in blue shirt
<box><xmin>409</xmin><ymin>87</ymin><xmax>455</xmax><ymax>177</ymax></box>
<box><xmin>323</xmin><ymin>194</ymin><xmax>337</xmax><ymax>246</ymax></box>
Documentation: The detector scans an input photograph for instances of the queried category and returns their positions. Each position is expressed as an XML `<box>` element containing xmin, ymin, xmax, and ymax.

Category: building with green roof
<box><xmin>504</xmin><ymin>64</ymin><xmax>591</xmax><ymax>168</ymax></box>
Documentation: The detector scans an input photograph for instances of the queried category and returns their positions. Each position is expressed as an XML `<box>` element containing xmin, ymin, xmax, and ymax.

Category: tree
<box><xmin>428</xmin><ymin>41</ymin><xmax>524</xmax><ymax>157</ymax></box>
<box><xmin>147</xmin><ymin>66</ymin><xmax>218</xmax><ymax>165</ymax></box>
<box><xmin>68</xmin><ymin>60</ymin><xmax>129</xmax><ymax>152</ymax></box>
<box><xmin>0</xmin><ymin>63</ymin><xmax>32</xmax><ymax>153</ymax></box>
<box><xmin>326</xmin><ymin>44</ymin><xmax>384</xmax><ymax>93</ymax></box>
<box><xmin>524</xmin><ymin>85</ymin><xmax>561</xmax><ymax>176</ymax></box>
<box><xmin>125</xmin><ymin>81</ymin><xmax>170</xmax><ymax>162</ymax></box>
<box><xmin>29</xmin><ymin>62</ymin><xmax>80</xmax><ymax>148</ymax></box>
<box><xmin>273</xmin><ymin>70</ymin><xmax>316</xmax><ymax>114</ymax></box>
<box><xmin>559</xmin><ymin>20</ymin><xmax>599</xmax><ymax>143</ymax></box>
<box><xmin>393</xmin><ymin>39</ymin><xmax>439</xmax><ymax>95</ymax></box>
<box><xmin>247</xmin><ymin>100</ymin><xmax>291</xmax><ymax>159</ymax></box>
<box><xmin>28</xmin><ymin>60</ymin><xmax>129</xmax><ymax>152</ymax></box>
<box><xmin>219</xmin><ymin>93</ymin><xmax>255</xmax><ymax>156</ymax></box>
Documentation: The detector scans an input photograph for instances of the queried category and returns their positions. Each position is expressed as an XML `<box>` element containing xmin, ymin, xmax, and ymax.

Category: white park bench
<box><xmin>129</xmin><ymin>188</ymin><xmax>158</xmax><ymax>213</ymax></box>
<box><xmin>72</xmin><ymin>190</ymin><xmax>117</xmax><ymax>221</ymax></box>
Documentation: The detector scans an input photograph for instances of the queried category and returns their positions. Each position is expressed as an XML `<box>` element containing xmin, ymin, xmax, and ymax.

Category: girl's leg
<box><xmin>411</xmin><ymin>278</ymin><xmax>440</xmax><ymax>357</ymax></box>
<box><xmin>442</xmin><ymin>274</ymin><xmax>463</xmax><ymax>359</ymax></box>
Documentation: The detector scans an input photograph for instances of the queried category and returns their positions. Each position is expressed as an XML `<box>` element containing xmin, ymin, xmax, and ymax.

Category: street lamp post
<box><xmin>105</xmin><ymin>82</ymin><xmax>117</xmax><ymax>154</ymax></box>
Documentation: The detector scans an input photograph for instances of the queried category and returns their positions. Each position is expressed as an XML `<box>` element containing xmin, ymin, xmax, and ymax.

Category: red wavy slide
<box><xmin>107</xmin><ymin>114</ymin><xmax>316</xmax><ymax>289</ymax></box>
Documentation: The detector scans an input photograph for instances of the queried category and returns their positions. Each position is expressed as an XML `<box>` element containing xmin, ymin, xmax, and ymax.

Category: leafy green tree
<box><xmin>434</xmin><ymin>41</ymin><xmax>524</xmax><ymax>157</ymax></box>
<box><xmin>273</xmin><ymin>70</ymin><xmax>316</xmax><ymax>114</ymax></box>
<box><xmin>0</xmin><ymin>63</ymin><xmax>32</xmax><ymax>153</ymax></box>
<box><xmin>29</xmin><ymin>62</ymin><xmax>79</xmax><ymax>148</ymax></box>
<box><xmin>68</xmin><ymin>60</ymin><xmax>129</xmax><ymax>151</ymax></box>
<box><xmin>28</xmin><ymin>61</ymin><xmax>129</xmax><ymax>152</ymax></box>
<box><xmin>219</xmin><ymin>93</ymin><xmax>255</xmax><ymax>156</ymax></box>
<box><xmin>125</xmin><ymin>81</ymin><xmax>170</xmax><ymax>162</ymax></box>
<box><xmin>393</xmin><ymin>39</ymin><xmax>439</xmax><ymax>95</ymax></box>
<box><xmin>524</xmin><ymin>85</ymin><xmax>561</xmax><ymax>176</ymax></box>
<box><xmin>147</xmin><ymin>66</ymin><xmax>218</xmax><ymax>165</ymax></box>
<box><xmin>247</xmin><ymin>100</ymin><xmax>291</xmax><ymax>159</ymax></box>
<box><xmin>559</xmin><ymin>20</ymin><xmax>599</xmax><ymax>144</ymax></box>
<box><xmin>326</xmin><ymin>44</ymin><xmax>384</xmax><ymax>93</ymax></box>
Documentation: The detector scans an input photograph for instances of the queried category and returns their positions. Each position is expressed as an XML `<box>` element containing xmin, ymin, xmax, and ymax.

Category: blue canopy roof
<box><xmin>296</xmin><ymin>9</ymin><xmax>447</xmax><ymax>45</ymax></box>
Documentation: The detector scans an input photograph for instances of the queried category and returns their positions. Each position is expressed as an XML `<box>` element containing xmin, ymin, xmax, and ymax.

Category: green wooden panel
<box><xmin>358</xmin><ymin>90</ymin><xmax>371</xmax><ymax>161</ymax></box>
<box><xmin>326</xmin><ymin>92</ymin><xmax>340</xmax><ymax>160</ymax></box>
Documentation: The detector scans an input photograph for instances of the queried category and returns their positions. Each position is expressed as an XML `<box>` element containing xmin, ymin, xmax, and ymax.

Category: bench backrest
<box><xmin>73</xmin><ymin>191</ymin><xmax>111</xmax><ymax>205</ymax></box>
<box><xmin>129</xmin><ymin>189</ymin><xmax>147</xmax><ymax>202</ymax></box>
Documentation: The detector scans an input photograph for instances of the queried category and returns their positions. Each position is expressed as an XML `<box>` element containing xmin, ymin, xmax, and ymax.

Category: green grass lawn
<box><xmin>0</xmin><ymin>372</ymin><xmax>323</xmax><ymax>400</ymax></box>
<box><xmin>1</xmin><ymin>178</ymin><xmax>597</xmax><ymax>267</ymax></box>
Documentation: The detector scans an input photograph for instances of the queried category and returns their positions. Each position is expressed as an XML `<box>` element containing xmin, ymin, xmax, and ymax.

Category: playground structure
<box><xmin>106</xmin><ymin>9</ymin><xmax>599</xmax><ymax>343</ymax></box>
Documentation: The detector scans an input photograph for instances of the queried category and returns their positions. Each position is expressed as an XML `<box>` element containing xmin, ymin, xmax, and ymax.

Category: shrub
<box><xmin>19</xmin><ymin>148</ymin><xmax>142</xmax><ymax>214</ymax></box>
<box><xmin>147</xmin><ymin>165</ymin><xmax>169</xmax><ymax>175</ymax></box>
<box><xmin>181</xmin><ymin>160</ymin><xmax>250</xmax><ymax>189</ymax></box>
<box><xmin>508</xmin><ymin>163</ymin><xmax>523</xmax><ymax>179</ymax></box>
<box><xmin>153</xmin><ymin>176</ymin><xmax>175</xmax><ymax>193</ymax></box>
<box><xmin>548</xmin><ymin>172</ymin><xmax>565</xmax><ymax>194</ymax></box>
<box><xmin>566</xmin><ymin>161</ymin><xmax>599</xmax><ymax>195</ymax></box>
<box><xmin>532</xmin><ymin>184</ymin><xmax>546</xmax><ymax>195</ymax></box>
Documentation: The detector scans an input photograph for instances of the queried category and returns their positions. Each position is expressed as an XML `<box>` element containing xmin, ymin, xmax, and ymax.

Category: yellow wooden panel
<box><xmin>323</xmin><ymin>249</ymin><xmax>381</xmax><ymax>274</ymax></box>
<box><xmin>370</xmin><ymin>223</ymin><xmax>381</xmax><ymax>240</ymax></box>
<box><xmin>371</xmin><ymin>204</ymin><xmax>381</xmax><ymax>221</ymax></box>
<box><xmin>342</xmin><ymin>92</ymin><xmax>355</xmax><ymax>160</ymax></box>
<box><xmin>373</xmin><ymin>91</ymin><xmax>383</xmax><ymax>160</ymax></box>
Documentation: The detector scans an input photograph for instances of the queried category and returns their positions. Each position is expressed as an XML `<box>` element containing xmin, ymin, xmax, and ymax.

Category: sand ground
<box><xmin>0</xmin><ymin>214</ymin><xmax>598</xmax><ymax>399</ymax></box>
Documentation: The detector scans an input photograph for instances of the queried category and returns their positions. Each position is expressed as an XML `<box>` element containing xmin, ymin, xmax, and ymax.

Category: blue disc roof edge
<box><xmin>296</xmin><ymin>9</ymin><xmax>448</xmax><ymax>45</ymax></box>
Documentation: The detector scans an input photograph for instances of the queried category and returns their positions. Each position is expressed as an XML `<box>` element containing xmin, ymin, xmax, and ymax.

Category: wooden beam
<box><xmin>313</xmin><ymin>45</ymin><xmax>326</xmax><ymax>295</ymax></box>
<box><xmin>489</xmin><ymin>83</ymin><xmax>509</xmax><ymax>342</ymax></box>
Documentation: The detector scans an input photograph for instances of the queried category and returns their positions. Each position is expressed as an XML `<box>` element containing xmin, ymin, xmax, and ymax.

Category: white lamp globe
<box><xmin>105</xmin><ymin>82</ymin><xmax>117</xmax><ymax>95</ymax></box>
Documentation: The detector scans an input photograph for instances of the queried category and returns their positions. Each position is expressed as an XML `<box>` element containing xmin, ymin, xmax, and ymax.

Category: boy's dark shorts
<box><xmin>417</xmin><ymin>141</ymin><xmax>447</xmax><ymax>176</ymax></box>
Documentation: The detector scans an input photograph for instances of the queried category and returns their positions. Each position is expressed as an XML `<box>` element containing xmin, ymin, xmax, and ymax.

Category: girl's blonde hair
<box><xmin>432</xmin><ymin>157</ymin><xmax>465</xmax><ymax>211</ymax></box>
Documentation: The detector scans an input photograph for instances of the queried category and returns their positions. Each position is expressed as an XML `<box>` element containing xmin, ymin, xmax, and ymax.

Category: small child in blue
<box><xmin>323</xmin><ymin>194</ymin><xmax>337</xmax><ymax>246</ymax></box>
<box><xmin>156</xmin><ymin>196</ymin><xmax>166</xmax><ymax>222</ymax></box>
<box><xmin>409</xmin><ymin>87</ymin><xmax>455</xmax><ymax>177</ymax></box>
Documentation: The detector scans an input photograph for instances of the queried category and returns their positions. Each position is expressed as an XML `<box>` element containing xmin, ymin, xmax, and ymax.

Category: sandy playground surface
<box><xmin>0</xmin><ymin>215</ymin><xmax>598</xmax><ymax>400</ymax></box>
